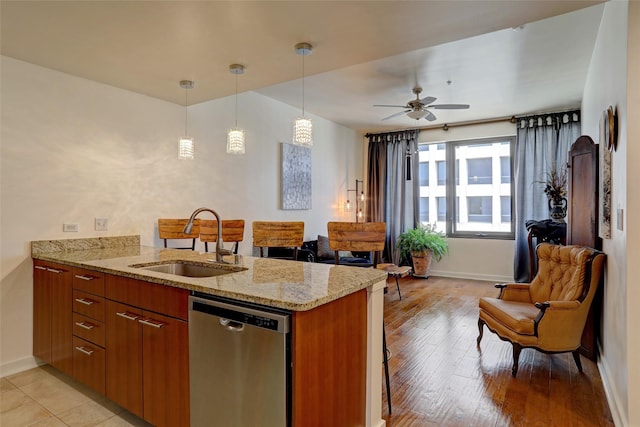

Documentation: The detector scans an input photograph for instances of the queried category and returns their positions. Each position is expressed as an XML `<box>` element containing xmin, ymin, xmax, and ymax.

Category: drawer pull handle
<box><xmin>75</xmin><ymin>321</ymin><xmax>95</xmax><ymax>330</ymax></box>
<box><xmin>75</xmin><ymin>298</ymin><xmax>95</xmax><ymax>306</ymax></box>
<box><xmin>116</xmin><ymin>312</ymin><xmax>140</xmax><ymax>321</ymax></box>
<box><xmin>75</xmin><ymin>346</ymin><xmax>94</xmax><ymax>356</ymax></box>
<box><xmin>35</xmin><ymin>266</ymin><xmax>47</xmax><ymax>271</ymax></box>
<box><xmin>139</xmin><ymin>318</ymin><xmax>165</xmax><ymax>328</ymax></box>
<box><xmin>47</xmin><ymin>268</ymin><xmax>64</xmax><ymax>273</ymax></box>
<box><xmin>74</xmin><ymin>274</ymin><xmax>95</xmax><ymax>281</ymax></box>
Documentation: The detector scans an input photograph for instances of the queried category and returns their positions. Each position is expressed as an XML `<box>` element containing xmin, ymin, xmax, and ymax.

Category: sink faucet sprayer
<box><xmin>184</xmin><ymin>208</ymin><xmax>233</xmax><ymax>263</ymax></box>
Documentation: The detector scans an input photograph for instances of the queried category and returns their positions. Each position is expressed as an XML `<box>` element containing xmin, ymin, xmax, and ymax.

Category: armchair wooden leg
<box><xmin>477</xmin><ymin>319</ymin><xmax>484</xmax><ymax>346</ymax></box>
<box><xmin>572</xmin><ymin>350</ymin><xmax>583</xmax><ymax>373</ymax></box>
<box><xmin>512</xmin><ymin>343</ymin><xmax>522</xmax><ymax>377</ymax></box>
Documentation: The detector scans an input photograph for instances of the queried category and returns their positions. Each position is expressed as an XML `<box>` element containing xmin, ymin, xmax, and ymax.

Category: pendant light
<box><xmin>293</xmin><ymin>42</ymin><xmax>312</xmax><ymax>147</ymax></box>
<box><xmin>178</xmin><ymin>80</ymin><xmax>195</xmax><ymax>160</ymax></box>
<box><xmin>227</xmin><ymin>64</ymin><xmax>246</xmax><ymax>154</ymax></box>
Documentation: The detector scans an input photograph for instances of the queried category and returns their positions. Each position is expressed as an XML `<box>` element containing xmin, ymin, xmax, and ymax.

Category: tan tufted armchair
<box><xmin>477</xmin><ymin>243</ymin><xmax>605</xmax><ymax>376</ymax></box>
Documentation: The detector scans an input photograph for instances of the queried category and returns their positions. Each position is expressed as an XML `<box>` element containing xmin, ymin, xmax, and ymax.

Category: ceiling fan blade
<box><xmin>381</xmin><ymin>110</ymin><xmax>410</xmax><ymax>121</ymax></box>
<box><xmin>429</xmin><ymin>104</ymin><xmax>470</xmax><ymax>110</ymax></box>
<box><xmin>418</xmin><ymin>96</ymin><xmax>437</xmax><ymax>105</ymax></box>
<box><xmin>373</xmin><ymin>104</ymin><xmax>409</xmax><ymax>108</ymax></box>
<box><xmin>424</xmin><ymin>110</ymin><xmax>437</xmax><ymax>121</ymax></box>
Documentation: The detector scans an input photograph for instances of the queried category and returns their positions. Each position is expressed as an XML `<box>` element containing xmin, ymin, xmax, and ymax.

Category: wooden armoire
<box><xmin>566</xmin><ymin>135</ymin><xmax>602</xmax><ymax>360</ymax></box>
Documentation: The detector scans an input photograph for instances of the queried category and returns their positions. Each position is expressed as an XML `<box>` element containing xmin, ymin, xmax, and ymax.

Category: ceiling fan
<box><xmin>374</xmin><ymin>86</ymin><xmax>470</xmax><ymax>121</ymax></box>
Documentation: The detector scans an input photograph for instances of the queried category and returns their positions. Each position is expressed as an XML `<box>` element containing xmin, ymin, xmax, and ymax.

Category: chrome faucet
<box><xmin>183</xmin><ymin>207</ymin><xmax>233</xmax><ymax>263</ymax></box>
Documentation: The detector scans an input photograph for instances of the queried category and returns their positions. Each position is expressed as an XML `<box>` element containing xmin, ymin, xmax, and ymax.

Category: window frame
<box><xmin>440</xmin><ymin>136</ymin><xmax>515</xmax><ymax>240</ymax></box>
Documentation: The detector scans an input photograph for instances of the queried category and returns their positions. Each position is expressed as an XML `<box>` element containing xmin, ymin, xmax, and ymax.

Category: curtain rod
<box><xmin>365</xmin><ymin>115</ymin><xmax>516</xmax><ymax>137</ymax></box>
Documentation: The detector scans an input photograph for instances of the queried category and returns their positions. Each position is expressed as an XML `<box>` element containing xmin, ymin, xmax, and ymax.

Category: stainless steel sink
<box><xmin>131</xmin><ymin>261</ymin><xmax>246</xmax><ymax>278</ymax></box>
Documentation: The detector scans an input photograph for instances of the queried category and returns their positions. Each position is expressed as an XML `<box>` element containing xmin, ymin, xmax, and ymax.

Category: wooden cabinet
<box><xmin>291</xmin><ymin>289</ymin><xmax>367</xmax><ymax>426</ymax></box>
<box><xmin>71</xmin><ymin>267</ymin><xmax>106</xmax><ymax>395</ymax></box>
<box><xmin>567</xmin><ymin>135</ymin><xmax>602</xmax><ymax>360</ymax></box>
<box><xmin>33</xmin><ymin>260</ymin><xmax>73</xmax><ymax>376</ymax></box>
<box><xmin>105</xmin><ymin>274</ymin><xmax>189</xmax><ymax>427</ymax></box>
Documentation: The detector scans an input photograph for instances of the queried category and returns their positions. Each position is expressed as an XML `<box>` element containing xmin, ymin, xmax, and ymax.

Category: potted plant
<box><xmin>537</xmin><ymin>165</ymin><xmax>568</xmax><ymax>222</ymax></box>
<box><xmin>396</xmin><ymin>223</ymin><xmax>449</xmax><ymax>278</ymax></box>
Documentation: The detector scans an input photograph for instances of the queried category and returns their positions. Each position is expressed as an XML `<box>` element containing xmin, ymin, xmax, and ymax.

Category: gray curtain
<box><xmin>366</xmin><ymin>129</ymin><xmax>420</xmax><ymax>264</ymax></box>
<box><xmin>513</xmin><ymin>111</ymin><xmax>581</xmax><ymax>282</ymax></box>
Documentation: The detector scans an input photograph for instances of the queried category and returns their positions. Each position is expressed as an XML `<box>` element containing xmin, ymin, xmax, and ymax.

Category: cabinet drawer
<box><xmin>73</xmin><ymin>290</ymin><xmax>105</xmax><ymax>322</ymax></box>
<box><xmin>72</xmin><ymin>336</ymin><xmax>105</xmax><ymax>396</ymax></box>
<box><xmin>72</xmin><ymin>268</ymin><xmax>105</xmax><ymax>296</ymax></box>
<box><xmin>73</xmin><ymin>313</ymin><xmax>105</xmax><ymax>347</ymax></box>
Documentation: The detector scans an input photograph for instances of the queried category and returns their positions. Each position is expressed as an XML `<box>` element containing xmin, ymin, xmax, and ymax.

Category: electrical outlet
<box><xmin>63</xmin><ymin>223</ymin><xmax>79</xmax><ymax>232</ymax></box>
<box><xmin>95</xmin><ymin>218</ymin><xmax>108</xmax><ymax>231</ymax></box>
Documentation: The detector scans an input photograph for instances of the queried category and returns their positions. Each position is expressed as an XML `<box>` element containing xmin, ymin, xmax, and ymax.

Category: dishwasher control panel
<box><xmin>189</xmin><ymin>294</ymin><xmax>290</xmax><ymax>334</ymax></box>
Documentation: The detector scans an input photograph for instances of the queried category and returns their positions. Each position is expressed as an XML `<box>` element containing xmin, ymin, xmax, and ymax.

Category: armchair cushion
<box><xmin>478</xmin><ymin>299</ymin><xmax>538</xmax><ymax>336</ymax></box>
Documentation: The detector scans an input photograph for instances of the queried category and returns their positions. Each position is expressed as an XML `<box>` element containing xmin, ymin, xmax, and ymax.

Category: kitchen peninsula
<box><xmin>31</xmin><ymin>235</ymin><xmax>388</xmax><ymax>427</ymax></box>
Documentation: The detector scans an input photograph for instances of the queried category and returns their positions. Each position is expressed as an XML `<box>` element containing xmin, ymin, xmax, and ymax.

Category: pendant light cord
<box><xmin>184</xmin><ymin>86</ymin><xmax>188</xmax><ymax>136</ymax></box>
<box><xmin>302</xmin><ymin>52</ymin><xmax>305</xmax><ymax>117</ymax></box>
<box><xmin>235</xmin><ymin>73</ymin><xmax>239</xmax><ymax>128</ymax></box>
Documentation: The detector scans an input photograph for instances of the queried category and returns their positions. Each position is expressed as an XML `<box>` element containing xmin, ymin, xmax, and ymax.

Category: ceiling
<box><xmin>1</xmin><ymin>1</ymin><xmax>605</xmax><ymax>133</ymax></box>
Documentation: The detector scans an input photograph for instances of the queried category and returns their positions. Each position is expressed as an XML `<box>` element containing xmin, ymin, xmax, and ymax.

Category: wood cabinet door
<box><xmin>141</xmin><ymin>310</ymin><xmax>189</xmax><ymax>427</ymax></box>
<box><xmin>49</xmin><ymin>264</ymin><xmax>73</xmax><ymax>376</ymax></box>
<box><xmin>105</xmin><ymin>300</ymin><xmax>143</xmax><ymax>419</ymax></box>
<box><xmin>33</xmin><ymin>263</ymin><xmax>52</xmax><ymax>364</ymax></box>
<box><xmin>291</xmin><ymin>289</ymin><xmax>367</xmax><ymax>427</ymax></box>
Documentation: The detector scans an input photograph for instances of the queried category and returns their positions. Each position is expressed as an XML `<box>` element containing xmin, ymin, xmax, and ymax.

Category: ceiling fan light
<box><xmin>293</xmin><ymin>117</ymin><xmax>313</xmax><ymax>146</ymax></box>
<box><xmin>407</xmin><ymin>110</ymin><xmax>428</xmax><ymax>120</ymax></box>
<box><xmin>227</xmin><ymin>128</ymin><xmax>245</xmax><ymax>154</ymax></box>
<box><xmin>178</xmin><ymin>136</ymin><xmax>194</xmax><ymax>160</ymax></box>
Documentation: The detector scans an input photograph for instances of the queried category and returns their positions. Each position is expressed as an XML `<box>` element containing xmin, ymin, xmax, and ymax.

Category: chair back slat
<box><xmin>327</xmin><ymin>222</ymin><xmax>386</xmax><ymax>252</ymax></box>
<box><xmin>199</xmin><ymin>219</ymin><xmax>245</xmax><ymax>243</ymax></box>
<box><xmin>158</xmin><ymin>218</ymin><xmax>200</xmax><ymax>250</ymax></box>
<box><xmin>252</xmin><ymin>221</ymin><xmax>304</xmax><ymax>248</ymax></box>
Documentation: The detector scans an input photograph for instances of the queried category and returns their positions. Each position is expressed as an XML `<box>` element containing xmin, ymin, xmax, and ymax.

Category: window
<box><xmin>419</xmin><ymin>197</ymin><xmax>429</xmax><ymax>223</ymax></box>
<box><xmin>437</xmin><ymin>197</ymin><xmax>446</xmax><ymax>222</ymax></box>
<box><xmin>500</xmin><ymin>156</ymin><xmax>511</xmax><ymax>184</ymax></box>
<box><xmin>467</xmin><ymin>196</ymin><xmax>492</xmax><ymax>223</ymax></box>
<box><xmin>418</xmin><ymin>136</ymin><xmax>515</xmax><ymax>239</ymax></box>
<box><xmin>466</xmin><ymin>158</ymin><xmax>492</xmax><ymax>184</ymax></box>
<box><xmin>419</xmin><ymin>162</ymin><xmax>429</xmax><ymax>186</ymax></box>
<box><xmin>437</xmin><ymin>161</ymin><xmax>446</xmax><ymax>185</ymax></box>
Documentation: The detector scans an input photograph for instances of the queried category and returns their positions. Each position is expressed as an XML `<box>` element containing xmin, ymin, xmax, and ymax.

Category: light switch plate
<box><xmin>617</xmin><ymin>208</ymin><xmax>623</xmax><ymax>231</ymax></box>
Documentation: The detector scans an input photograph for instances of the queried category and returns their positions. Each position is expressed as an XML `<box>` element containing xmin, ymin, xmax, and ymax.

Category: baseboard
<box><xmin>0</xmin><ymin>356</ymin><xmax>40</xmax><ymax>378</ymax></box>
<box><xmin>598</xmin><ymin>356</ymin><xmax>628</xmax><ymax>427</ymax></box>
<box><xmin>427</xmin><ymin>269</ymin><xmax>513</xmax><ymax>284</ymax></box>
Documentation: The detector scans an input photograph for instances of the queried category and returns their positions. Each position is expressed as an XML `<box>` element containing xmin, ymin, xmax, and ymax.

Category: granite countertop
<box><xmin>31</xmin><ymin>235</ymin><xmax>387</xmax><ymax>311</ymax></box>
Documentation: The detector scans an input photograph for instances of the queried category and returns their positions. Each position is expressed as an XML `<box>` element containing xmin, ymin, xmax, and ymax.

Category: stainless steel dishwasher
<box><xmin>189</xmin><ymin>292</ymin><xmax>291</xmax><ymax>427</ymax></box>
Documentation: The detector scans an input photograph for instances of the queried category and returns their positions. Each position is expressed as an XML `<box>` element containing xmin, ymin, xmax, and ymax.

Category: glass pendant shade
<box><xmin>293</xmin><ymin>117</ymin><xmax>313</xmax><ymax>147</ymax></box>
<box><xmin>179</xmin><ymin>136</ymin><xmax>194</xmax><ymax>160</ymax></box>
<box><xmin>227</xmin><ymin>128</ymin><xmax>245</xmax><ymax>154</ymax></box>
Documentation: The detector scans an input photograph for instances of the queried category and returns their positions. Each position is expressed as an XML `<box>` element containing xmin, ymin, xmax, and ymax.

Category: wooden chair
<box><xmin>158</xmin><ymin>218</ymin><xmax>200</xmax><ymax>250</ymax></box>
<box><xmin>252</xmin><ymin>221</ymin><xmax>305</xmax><ymax>260</ymax></box>
<box><xmin>327</xmin><ymin>221</ymin><xmax>386</xmax><ymax>267</ymax></box>
<box><xmin>199</xmin><ymin>219</ymin><xmax>245</xmax><ymax>254</ymax></box>
<box><xmin>327</xmin><ymin>221</ymin><xmax>390</xmax><ymax>413</ymax></box>
<box><xmin>477</xmin><ymin>243</ymin><xmax>606</xmax><ymax>376</ymax></box>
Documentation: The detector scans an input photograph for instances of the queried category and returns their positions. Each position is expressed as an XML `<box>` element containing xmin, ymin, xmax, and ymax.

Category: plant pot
<box><xmin>411</xmin><ymin>250</ymin><xmax>433</xmax><ymax>278</ymax></box>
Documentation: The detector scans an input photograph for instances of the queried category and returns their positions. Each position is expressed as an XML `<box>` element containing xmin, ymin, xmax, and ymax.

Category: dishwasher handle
<box><xmin>219</xmin><ymin>318</ymin><xmax>245</xmax><ymax>332</ymax></box>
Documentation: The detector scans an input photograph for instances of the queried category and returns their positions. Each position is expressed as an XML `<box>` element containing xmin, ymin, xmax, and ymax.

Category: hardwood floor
<box><xmin>381</xmin><ymin>276</ymin><xmax>614</xmax><ymax>427</ymax></box>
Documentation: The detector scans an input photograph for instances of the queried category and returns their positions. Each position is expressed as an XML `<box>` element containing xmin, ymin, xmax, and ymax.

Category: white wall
<box><xmin>581</xmin><ymin>1</ymin><xmax>637</xmax><ymax>426</ymax></box>
<box><xmin>419</xmin><ymin>121</ymin><xmax>516</xmax><ymax>282</ymax></box>
<box><xmin>0</xmin><ymin>56</ymin><xmax>361</xmax><ymax>374</ymax></box>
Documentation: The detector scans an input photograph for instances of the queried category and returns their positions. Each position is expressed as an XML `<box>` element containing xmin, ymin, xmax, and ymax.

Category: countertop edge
<box><xmin>31</xmin><ymin>251</ymin><xmax>387</xmax><ymax>312</ymax></box>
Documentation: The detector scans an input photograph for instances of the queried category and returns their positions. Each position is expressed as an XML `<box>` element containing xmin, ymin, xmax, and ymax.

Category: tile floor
<box><xmin>1</xmin><ymin>365</ymin><xmax>151</xmax><ymax>427</ymax></box>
